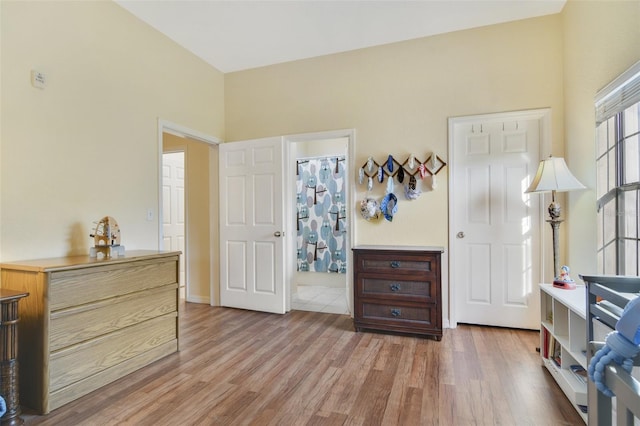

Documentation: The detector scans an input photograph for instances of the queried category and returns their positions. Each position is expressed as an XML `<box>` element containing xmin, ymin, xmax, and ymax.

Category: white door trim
<box><xmin>283</xmin><ymin>129</ymin><xmax>356</xmax><ymax>315</ymax></box>
<box><xmin>447</xmin><ymin>108</ymin><xmax>551</xmax><ymax>328</ymax></box>
<box><xmin>156</xmin><ymin>118</ymin><xmax>220</xmax><ymax>305</ymax></box>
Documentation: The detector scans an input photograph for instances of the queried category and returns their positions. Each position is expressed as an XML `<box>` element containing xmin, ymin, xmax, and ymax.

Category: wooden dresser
<box><xmin>0</xmin><ymin>250</ymin><xmax>180</xmax><ymax>414</ymax></box>
<box><xmin>352</xmin><ymin>246</ymin><xmax>443</xmax><ymax>340</ymax></box>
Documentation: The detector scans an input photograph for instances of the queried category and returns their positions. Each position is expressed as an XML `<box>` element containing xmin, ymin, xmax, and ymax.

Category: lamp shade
<box><xmin>525</xmin><ymin>156</ymin><xmax>585</xmax><ymax>193</ymax></box>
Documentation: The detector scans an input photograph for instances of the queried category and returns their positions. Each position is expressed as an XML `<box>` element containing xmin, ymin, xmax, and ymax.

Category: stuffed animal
<box><xmin>588</xmin><ymin>295</ymin><xmax>640</xmax><ymax>397</ymax></box>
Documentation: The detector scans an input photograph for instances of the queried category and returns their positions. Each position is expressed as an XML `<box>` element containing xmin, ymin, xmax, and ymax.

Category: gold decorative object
<box><xmin>89</xmin><ymin>216</ymin><xmax>125</xmax><ymax>258</ymax></box>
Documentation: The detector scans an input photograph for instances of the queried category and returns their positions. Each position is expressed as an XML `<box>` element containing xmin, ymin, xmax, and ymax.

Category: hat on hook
<box><xmin>360</xmin><ymin>197</ymin><xmax>380</xmax><ymax>221</ymax></box>
<box><xmin>380</xmin><ymin>193</ymin><xmax>398</xmax><ymax>222</ymax></box>
<box><xmin>404</xmin><ymin>175</ymin><xmax>421</xmax><ymax>200</ymax></box>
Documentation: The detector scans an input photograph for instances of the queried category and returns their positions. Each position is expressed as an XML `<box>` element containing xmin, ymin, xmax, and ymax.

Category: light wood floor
<box><xmin>22</xmin><ymin>302</ymin><xmax>584</xmax><ymax>426</ymax></box>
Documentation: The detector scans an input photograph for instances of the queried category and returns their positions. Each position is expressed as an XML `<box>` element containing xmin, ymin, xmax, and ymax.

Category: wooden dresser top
<box><xmin>0</xmin><ymin>250</ymin><xmax>181</xmax><ymax>273</ymax></box>
<box><xmin>352</xmin><ymin>245</ymin><xmax>444</xmax><ymax>253</ymax></box>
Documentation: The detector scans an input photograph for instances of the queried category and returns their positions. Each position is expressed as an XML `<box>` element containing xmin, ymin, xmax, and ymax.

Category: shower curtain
<box><xmin>296</xmin><ymin>156</ymin><xmax>347</xmax><ymax>273</ymax></box>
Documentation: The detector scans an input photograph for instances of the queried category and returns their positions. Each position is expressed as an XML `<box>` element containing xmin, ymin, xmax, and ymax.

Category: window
<box><xmin>596</xmin><ymin>61</ymin><xmax>640</xmax><ymax>274</ymax></box>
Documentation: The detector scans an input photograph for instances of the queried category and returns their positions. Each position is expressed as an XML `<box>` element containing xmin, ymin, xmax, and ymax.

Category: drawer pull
<box><xmin>390</xmin><ymin>283</ymin><xmax>401</xmax><ymax>292</ymax></box>
<box><xmin>390</xmin><ymin>261</ymin><xmax>400</xmax><ymax>268</ymax></box>
<box><xmin>391</xmin><ymin>308</ymin><xmax>401</xmax><ymax>317</ymax></box>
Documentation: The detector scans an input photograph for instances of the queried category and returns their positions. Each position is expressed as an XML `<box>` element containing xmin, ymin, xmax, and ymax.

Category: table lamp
<box><xmin>525</xmin><ymin>156</ymin><xmax>585</xmax><ymax>281</ymax></box>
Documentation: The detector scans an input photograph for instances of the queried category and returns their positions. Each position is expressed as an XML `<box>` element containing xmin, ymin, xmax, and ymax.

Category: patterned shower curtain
<box><xmin>296</xmin><ymin>156</ymin><xmax>347</xmax><ymax>273</ymax></box>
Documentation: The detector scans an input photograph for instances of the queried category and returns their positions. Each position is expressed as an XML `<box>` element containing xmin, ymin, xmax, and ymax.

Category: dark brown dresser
<box><xmin>352</xmin><ymin>246</ymin><xmax>443</xmax><ymax>340</ymax></box>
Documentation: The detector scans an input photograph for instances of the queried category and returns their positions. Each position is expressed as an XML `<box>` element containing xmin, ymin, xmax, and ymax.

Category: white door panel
<box><xmin>451</xmin><ymin>112</ymin><xmax>544</xmax><ymax>329</ymax></box>
<box><xmin>219</xmin><ymin>137</ymin><xmax>286</xmax><ymax>314</ymax></box>
<box><xmin>162</xmin><ymin>152</ymin><xmax>185</xmax><ymax>289</ymax></box>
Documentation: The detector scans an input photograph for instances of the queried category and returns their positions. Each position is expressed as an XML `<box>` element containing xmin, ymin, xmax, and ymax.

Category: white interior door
<box><xmin>219</xmin><ymin>137</ymin><xmax>286</xmax><ymax>314</ymax></box>
<box><xmin>450</xmin><ymin>110</ymin><xmax>547</xmax><ymax>329</ymax></box>
<box><xmin>162</xmin><ymin>152</ymin><xmax>186</xmax><ymax>295</ymax></box>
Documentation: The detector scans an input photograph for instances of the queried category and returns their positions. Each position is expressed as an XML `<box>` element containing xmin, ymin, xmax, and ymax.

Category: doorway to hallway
<box><xmin>159</xmin><ymin>119</ymin><xmax>220</xmax><ymax>305</ymax></box>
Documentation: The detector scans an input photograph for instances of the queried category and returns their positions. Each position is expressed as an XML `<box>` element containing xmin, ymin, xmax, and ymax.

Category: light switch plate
<box><xmin>31</xmin><ymin>70</ymin><xmax>46</xmax><ymax>89</ymax></box>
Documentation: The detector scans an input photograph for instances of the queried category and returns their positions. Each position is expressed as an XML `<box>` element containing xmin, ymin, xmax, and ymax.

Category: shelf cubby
<box><xmin>539</xmin><ymin>283</ymin><xmax>588</xmax><ymax>423</ymax></box>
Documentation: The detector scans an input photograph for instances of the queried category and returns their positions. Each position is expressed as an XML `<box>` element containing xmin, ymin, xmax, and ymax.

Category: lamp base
<box><xmin>553</xmin><ymin>280</ymin><xmax>576</xmax><ymax>290</ymax></box>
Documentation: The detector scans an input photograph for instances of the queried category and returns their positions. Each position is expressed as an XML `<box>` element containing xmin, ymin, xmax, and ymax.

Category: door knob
<box><xmin>274</xmin><ymin>231</ymin><xmax>284</xmax><ymax>237</ymax></box>
<box><xmin>457</xmin><ymin>231</ymin><xmax>465</xmax><ymax>238</ymax></box>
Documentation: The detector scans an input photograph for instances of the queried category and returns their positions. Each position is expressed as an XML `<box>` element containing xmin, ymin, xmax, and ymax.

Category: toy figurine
<box><xmin>89</xmin><ymin>216</ymin><xmax>125</xmax><ymax>258</ymax></box>
<box><xmin>553</xmin><ymin>265</ymin><xmax>577</xmax><ymax>289</ymax></box>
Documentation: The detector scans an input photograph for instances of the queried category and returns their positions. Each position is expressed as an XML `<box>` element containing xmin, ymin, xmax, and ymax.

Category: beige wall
<box><xmin>225</xmin><ymin>15</ymin><xmax>564</xmax><ymax>253</ymax></box>
<box><xmin>562</xmin><ymin>0</ymin><xmax>640</xmax><ymax>277</ymax></box>
<box><xmin>0</xmin><ymin>1</ymin><xmax>224</xmax><ymax>268</ymax></box>
<box><xmin>3</xmin><ymin>0</ymin><xmax>638</xmax><ymax>309</ymax></box>
<box><xmin>226</xmin><ymin>15</ymin><xmax>564</xmax><ymax>322</ymax></box>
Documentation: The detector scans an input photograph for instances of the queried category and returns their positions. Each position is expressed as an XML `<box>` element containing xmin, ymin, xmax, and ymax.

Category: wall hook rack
<box><xmin>359</xmin><ymin>153</ymin><xmax>447</xmax><ymax>185</ymax></box>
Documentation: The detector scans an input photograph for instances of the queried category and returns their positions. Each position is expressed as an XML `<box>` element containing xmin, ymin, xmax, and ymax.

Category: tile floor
<box><xmin>292</xmin><ymin>285</ymin><xmax>350</xmax><ymax>315</ymax></box>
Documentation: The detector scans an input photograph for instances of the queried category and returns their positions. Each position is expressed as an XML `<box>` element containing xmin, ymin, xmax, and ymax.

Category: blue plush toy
<box><xmin>0</xmin><ymin>395</ymin><xmax>6</xmax><ymax>418</ymax></box>
<box><xmin>588</xmin><ymin>295</ymin><xmax>640</xmax><ymax>397</ymax></box>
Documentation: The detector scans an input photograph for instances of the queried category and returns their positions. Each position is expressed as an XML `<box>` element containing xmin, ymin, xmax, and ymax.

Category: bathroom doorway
<box><xmin>289</xmin><ymin>135</ymin><xmax>351</xmax><ymax>315</ymax></box>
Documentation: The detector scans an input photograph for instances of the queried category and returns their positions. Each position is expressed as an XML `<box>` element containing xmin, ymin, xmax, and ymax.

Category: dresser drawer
<box><xmin>50</xmin><ymin>257</ymin><xmax>178</xmax><ymax>311</ymax></box>
<box><xmin>355</xmin><ymin>252</ymin><xmax>436</xmax><ymax>276</ymax></box>
<box><xmin>50</xmin><ymin>285</ymin><xmax>177</xmax><ymax>352</ymax></box>
<box><xmin>359</xmin><ymin>277</ymin><xmax>436</xmax><ymax>301</ymax></box>
<box><xmin>358</xmin><ymin>301</ymin><xmax>438</xmax><ymax>327</ymax></box>
<box><xmin>49</xmin><ymin>313</ymin><xmax>177</xmax><ymax>392</ymax></box>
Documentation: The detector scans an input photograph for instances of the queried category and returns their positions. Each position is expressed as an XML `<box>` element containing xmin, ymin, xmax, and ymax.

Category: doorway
<box><xmin>158</xmin><ymin>119</ymin><xmax>220</xmax><ymax>305</ymax></box>
<box><xmin>449</xmin><ymin>109</ymin><xmax>551</xmax><ymax>329</ymax></box>
<box><xmin>218</xmin><ymin>130</ymin><xmax>354</xmax><ymax>315</ymax></box>
<box><xmin>288</xmin><ymin>135</ymin><xmax>351</xmax><ymax>315</ymax></box>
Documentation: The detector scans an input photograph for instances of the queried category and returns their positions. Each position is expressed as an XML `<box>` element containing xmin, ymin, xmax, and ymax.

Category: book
<box><xmin>570</xmin><ymin>365</ymin><xmax>587</xmax><ymax>385</ymax></box>
<box><xmin>551</xmin><ymin>337</ymin><xmax>561</xmax><ymax>367</ymax></box>
<box><xmin>542</xmin><ymin>328</ymin><xmax>549</xmax><ymax>358</ymax></box>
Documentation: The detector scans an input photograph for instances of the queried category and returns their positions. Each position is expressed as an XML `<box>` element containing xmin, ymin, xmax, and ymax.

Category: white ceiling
<box><xmin>115</xmin><ymin>0</ymin><xmax>566</xmax><ymax>73</ymax></box>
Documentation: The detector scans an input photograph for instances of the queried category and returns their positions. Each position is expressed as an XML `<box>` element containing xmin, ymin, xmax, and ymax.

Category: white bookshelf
<box><xmin>540</xmin><ymin>283</ymin><xmax>588</xmax><ymax>423</ymax></box>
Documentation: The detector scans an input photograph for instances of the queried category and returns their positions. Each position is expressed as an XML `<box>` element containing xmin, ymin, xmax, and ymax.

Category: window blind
<box><xmin>595</xmin><ymin>60</ymin><xmax>640</xmax><ymax>124</ymax></box>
